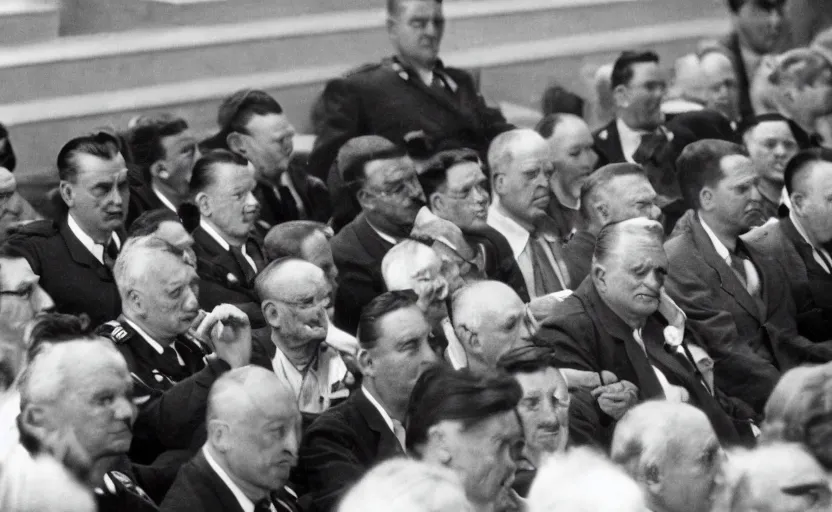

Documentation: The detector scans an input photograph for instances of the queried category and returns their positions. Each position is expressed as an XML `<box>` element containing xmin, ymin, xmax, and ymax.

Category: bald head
<box><xmin>207</xmin><ymin>366</ymin><xmax>297</xmax><ymax>426</ymax></box>
<box><xmin>255</xmin><ymin>258</ymin><xmax>328</xmax><ymax>303</ymax></box>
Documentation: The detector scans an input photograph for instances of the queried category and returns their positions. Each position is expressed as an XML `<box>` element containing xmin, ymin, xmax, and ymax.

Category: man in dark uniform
<box><xmin>307</xmin><ymin>0</ymin><xmax>513</xmax><ymax>180</ymax></box>
<box><xmin>5</xmin><ymin>132</ymin><xmax>128</xmax><ymax>327</ymax></box>
<box><xmin>125</xmin><ymin>114</ymin><xmax>200</xmax><ymax>229</ymax></box>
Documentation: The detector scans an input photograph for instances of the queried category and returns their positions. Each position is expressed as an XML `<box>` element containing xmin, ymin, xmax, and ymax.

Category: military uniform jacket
<box><xmin>308</xmin><ymin>56</ymin><xmax>513</xmax><ymax>179</ymax></box>
<box><xmin>5</xmin><ymin>218</ymin><xmax>121</xmax><ymax>327</ymax></box>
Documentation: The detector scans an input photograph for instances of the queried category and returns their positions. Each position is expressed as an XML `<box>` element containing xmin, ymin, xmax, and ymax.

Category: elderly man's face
<box><xmin>738</xmin><ymin>449</ymin><xmax>831</xmax><ymax>512</ymax></box>
<box><xmin>300</xmin><ymin>230</ymin><xmax>338</xmax><ymax>296</ymax></box>
<box><xmin>734</xmin><ymin>0</ymin><xmax>785</xmax><ymax>54</ymax></box>
<box><xmin>202</xmin><ymin>163</ymin><xmax>260</xmax><ymax>242</ymax></box>
<box><xmin>745</xmin><ymin>121</ymin><xmax>798</xmax><ymax>183</ymax></box>
<box><xmin>514</xmin><ymin>367</ymin><xmax>570</xmax><ymax>463</ymax></box>
<box><xmin>361</xmin><ymin>156</ymin><xmax>427</xmax><ymax>231</ymax></box>
<box><xmin>794</xmin><ymin>162</ymin><xmax>832</xmax><ymax>245</ymax></box>
<box><xmin>402</xmin><ymin>247</ymin><xmax>449</xmax><ymax>326</ymax></box>
<box><xmin>706</xmin><ymin>155</ymin><xmax>762</xmax><ymax>232</ymax></box>
<box><xmin>700</xmin><ymin>52</ymin><xmax>740</xmax><ymax>121</ymax></box>
<box><xmin>548</xmin><ymin>118</ymin><xmax>598</xmax><ymax>201</ymax></box>
<box><xmin>601</xmin><ymin>174</ymin><xmax>662</xmax><ymax>224</ymax></box>
<box><xmin>160</xmin><ymin>129</ymin><xmax>199</xmax><ymax>197</ymax></box>
<box><xmin>133</xmin><ymin>251</ymin><xmax>201</xmax><ymax>339</ymax></box>
<box><xmin>494</xmin><ymin>140</ymin><xmax>553</xmax><ymax>225</ymax></box>
<box><xmin>794</xmin><ymin>65</ymin><xmax>832</xmax><ymax>118</ymax></box>
<box><xmin>618</xmin><ymin>62</ymin><xmax>667</xmax><ymax>131</ymax></box>
<box><xmin>238</xmin><ymin>113</ymin><xmax>295</xmax><ymax>181</ymax></box>
<box><xmin>0</xmin><ymin>258</ymin><xmax>54</xmax><ymax>343</ymax></box>
<box><xmin>597</xmin><ymin>234</ymin><xmax>668</xmax><ymax>322</ymax></box>
<box><xmin>63</xmin><ymin>153</ymin><xmax>129</xmax><ymax>239</ymax></box>
<box><xmin>433</xmin><ymin>161</ymin><xmax>490</xmax><ymax>230</ymax></box>
<box><xmin>474</xmin><ymin>292</ymin><xmax>530</xmax><ymax>366</ymax></box>
<box><xmin>268</xmin><ymin>269</ymin><xmax>330</xmax><ymax>346</ymax></box>
<box><xmin>388</xmin><ymin>0</ymin><xmax>444</xmax><ymax>70</ymax></box>
<box><xmin>444</xmin><ymin>411</ymin><xmax>522</xmax><ymax>508</ymax></box>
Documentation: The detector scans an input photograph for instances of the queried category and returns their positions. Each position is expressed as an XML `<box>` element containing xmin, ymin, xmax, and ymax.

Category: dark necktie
<box><xmin>277</xmin><ymin>185</ymin><xmax>300</xmax><ymax>221</ymax></box>
<box><xmin>103</xmin><ymin>238</ymin><xmax>119</xmax><ymax>271</ymax></box>
<box><xmin>230</xmin><ymin>245</ymin><xmax>256</xmax><ymax>284</ymax></box>
<box><xmin>254</xmin><ymin>497</ymin><xmax>273</xmax><ymax>512</ymax></box>
<box><xmin>529</xmin><ymin>234</ymin><xmax>562</xmax><ymax>296</ymax></box>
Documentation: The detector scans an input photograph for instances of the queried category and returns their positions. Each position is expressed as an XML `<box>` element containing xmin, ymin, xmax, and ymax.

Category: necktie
<box><xmin>230</xmin><ymin>245</ymin><xmax>256</xmax><ymax>284</ymax></box>
<box><xmin>254</xmin><ymin>497</ymin><xmax>273</xmax><ymax>512</ymax></box>
<box><xmin>729</xmin><ymin>249</ymin><xmax>761</xmax><ymax>297</ymax></box>
<box><xmin>528</xmin><ymin>234</ymin><xmax>563</xmax><ymax>296</ymax></box>
<box><xmin>816</xmin><ymin>248</ymin><xmax>832</xmax><ymax>274</ymax></box>
<box><xmin>276</xmin><ymin>185</ymin><xmax>300</xmax><ymax>221</ymax></box>
<box><xmin>391</xmin><ymin>419</ymin><xmax>407</xmax><ymax>451</ymax></box>
<box><xmin>103</xmin><ymin>238</ymin><xmax>119</xmax><ymax>270</ymax></box>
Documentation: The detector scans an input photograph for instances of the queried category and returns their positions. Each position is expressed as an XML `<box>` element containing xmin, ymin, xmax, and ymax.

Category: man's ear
<box><xmin>427</xmin><ymin>423</ymin><xmax>452</xmax><ymax>465</ymax></box>
<box><xmin>430</xmin><ymin>192</ymin><xmax>445</xmax><ymax>215</ymax></box>
<box><xmin>150</xmin><ymin>160</ymin><xmax>169</xmax><ymax>182</ymax></box>
<box><xmin>456</xmin><ymin>323</ymin><xmax>480</xmax><ymax>355</ymax></box>
<box><xmin>386</xmin><ymin>16</ymin><xmax>396</xmax><ymax>34</ymax></box>
<box><xmin>699</xmin><ymin>187</ymin><xmax>714</xmax><ymax>211</ymax></box>
<box><xmin>207</xmin><ymin>420</ymin><xmax>231</xmax><ymax>453</ymax></box>
<box><xmin>262</xmin><ymin>300</ymin><xmax>281</xmax><ymax>330</ymax></box>
<box><xmin>59</xmin><ymin>181</ymin><xmax>75</xmax><ymax>209</ymax></box>
<box><xmin>226</xmin><ymin>132</ymin><xmax>247</xmax><ymax>157</ymax></box>
<box><xmin>790</xmin><ymin>192</ymin><xmax>806</xmax><ymax>215</ymax></box>
<box><xmin>492</xmin><ymin>173</ymin><xmax>506</xmax><ymax>196</ymax></box>
<box><xmin>644</xmin><ymin>462</ymin><xmax>663</xmax><ymax>496</ymax></box>
<box><xmin>596</xmin><ymin>201</ymin><xmax>610</xmax><ymax>224</ymax></box>
<box><xmin>195</xmin><ymin>191</ymin><xmax>211</xmax><ymax>217</ymax></box>
<box><xmin>127</xmin><ymin>289</ymin><xmax>146</xmax><ymax>317</ymax></box>
<box><xmin>613</xmin><ymin>84</ymin><xmax>630</xmax><ymax>109</ymax></box>
<box><xmin>20</xmin><ymin>405</ymin><xmax>54</xmax><ymax>446</ymax></box>
<box><xmin>357</xmin><ymin>348</ymin><xmax>374</xmax><ymax>377</ymax></box>
<box><xmin>356</xmin><ymin>188</ymin><xmax>374</xmax><ymax>212</ymax></box>
<box><xmin>592</xmin><ymin>264</ymin><xmax>607</xmax><ymax>292</ymax></box>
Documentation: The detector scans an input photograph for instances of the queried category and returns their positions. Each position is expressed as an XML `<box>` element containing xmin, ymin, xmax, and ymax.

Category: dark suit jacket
<box><xmin>253</xmin><ymin>160</ymin><xmax>332</xmax><ymax>238</ymax></box>
<box><xmin>664</xmin><ymin>211</ymin><xmax>832</xmax><ymax>412</ymax></box>
<box><xmin>191</xmin><ymin>226</ymin><xmax>266</xmax><ymax>327</ymax></box>
<box><xmin>161</xmin><ymin>449</ymin><xmax>299</xmax><ymax>512</ymax></box>
<box><xmin>465</xmin><ymin>225</ymin><xmax>530</xmax><ymax>303</ymax></box>
<box><xmin>126</xmin><ymin>183</ymin><xmax>167</xmax><ymax>230</ymax></box>
<box><xmin>330</xmin><ymin>214</ymin><xmax>394</xmax><ymax>334</ymax></box>
<box><xmin>297</xmin><ymin>388</ymin><xmax>405</xmax><ymax>512</ymax></box>
<box><xmin>308</xmin><ymin>57</ymin><xmax>513</xmax><ymax>180</ymax></box>
<box><xmin>535</xmin><ymin>278</ymin><xmax>746</xmax><ymax>445</ymax></box>
<box><xmin>562</xmin><ymin>230</ymin><xmax>596</xmax><ymax>286</ymax></box>
<box><xmin>5</xmin><ymin>218</ymin><xmax>121</xmax><ymax>327</ymax></box>
<box><xmin>592</xmin><ymin>120</ymin><xmax>626</xmax><ymax>166</ymax></box>
<box><xmin>744</xmin><ymin>216</ymin><xmax>832</xmax><ymax>341</ymax></box>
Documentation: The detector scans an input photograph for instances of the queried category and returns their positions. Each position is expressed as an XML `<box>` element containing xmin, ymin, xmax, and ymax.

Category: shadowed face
<box><xmin>734</xmin><ymin>0</ymin><xmax>785</xmax><ymax>54</ymax></box>
<box><xmin>793</xmin><ymin>162</ymin><xmax>832</xmax><ymax>245</ymax></box>
<box><xmin>432</xmin><ymin>161</ymin><xmax>490</xmax><ymax>230</ymax></box>
<box><xmin>700</xmin><ymin>52</ymin><xmax>740</xmax><ymax>121</ymax></box>
<box><xmin>617</xmin><ymin>62</ymin><xmax>667</xmax><ymax>131</ymax></box>
<box><xmin>744</xmin><ymin>121</ymin><xmax>798</xmax><ymax>182</ymax></box>
<box><xmin>388</xmin><ymin>0</ymin><xmax>445</xmax><ymax>69</ymax></box>
<box><xmin>704</xmin><ymin>154</ymin><xmax>762</xmax><ymax>233</ymax></box>
<box><xmin>239</xmin><ymin>113</ymin><xmax>295</xmax><ymax>181</ymax></box>
<box><xmin>547</xmin><ymin>117</ymin><xmax>598</xmax><ymax>202</ymax></box>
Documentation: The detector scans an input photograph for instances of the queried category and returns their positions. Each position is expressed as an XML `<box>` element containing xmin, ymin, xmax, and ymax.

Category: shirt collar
<box><xmin>67</xmin><ymin>214</ymin><xmax>121</xmax><ymax>262</ymax></box>
<box><xmin>199</xmin><ymin>219</ymin><xmax>248</xmax><ymax>258</ymax></box>
<box><xmin>151</xmin><ymin>185</ymin><xmax>177</xmax><ymax>213</ymax></box>
<box><xmin>616</xmin><ymin>117</ymin><xmax>648</xmax><ymax>162</ymax></box>
<box><xmin>203</xmin><ymin>447</ymin><xmax>258</xmax><ymax>512</ymax></box>
<box><xmin>123</xmin><ymin>318</ymin><xmax>165</xmax><ymax>355</ymax></box>
<box><xmin>365</xmin><ymin>218</ymin><xmax>398</xmax><ymax>245</ymax></box>
<box><xmin>361</xmin><ymin>385</ymin><xmax>395</xmax><ymax>434</ymax></box>
<box><xmin>487</xmin><ymin>202</ymin><xmax>530</xmax><ymax>259</ymax></box>
<box><xmin>699</xmin><ymin>216</ymin><xmax>732</xmax><ymax>264</ymax></box>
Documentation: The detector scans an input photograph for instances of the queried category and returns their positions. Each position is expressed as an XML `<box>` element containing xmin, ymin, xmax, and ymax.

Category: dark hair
<box><xmin>342</xmin><ymin>146</ymin><xmax>407</xmax><ymax>190</ymax></box>
<box><xmin>784</xmin><ymin>147</ymin><xmax>832</xmax><ymax>195</ymax></box>
<box><xmin>611</xmin><ymin>50</ymin><xmax>660</xmax><ymax>89</ymax></box>
<box><xmin>676</xmin><ymin>139</ymin><xmax>748</xmax><ymax>209</ymax></box>
<box><xmin>387</xmin><ymin>0</ymin><xmax>442</xmax><ymax>16</ymax></box>
<box><xmin>540</xmin><ymin>84</ymin><xmax>585</xmax><ymax>117</ymax></box>
<box><xmin>357</xmin><ymin>290</ymin><xmax>419</xmax><ymax>350</ymax></box>
<box><xmin>127</xmin><ymin>209</ymin><xmax>185</xmax><ymax>239</ymax></box>
<box><xmin>496</xmin><ymin>345</ymin><xmax>558</xmax><ymax>375</ymax></box>
<box><xmin>189</xmin><ymin>149</ymin><xmax>249</xmax><ymax>195</ymax></box>
<box><xmin>535</xmin><ymin>113</ymin><xmax>570</xmax><ymax>139</ymax></box>
<box><xmin>725</xmin><ymin>0</ymin><xmax>786</xmax><ymax>14</ymax></box>
<box><xmin>201</xmin><ymin>89</ymin><xmax>284</xmax><ymax>151</ymax></box>
<box><xmin>57</xmin><ymin>132</ymin><xmax>122</xmax><ymax>182</ymax></box>
<box><xmin>740</xmin><ymin>113</ymin><xmax>812</xmax><ymax>150</ymax></box>
<box><xmin>579</xmin><ymin>163</ymin><xmax>647</xmax><ymax>220</ymax></box>
<box><xmin>418</xmin><ymin>148</ymin><xmax>480</xmax><ymax>198</ymax></box>
<box><xmin>127</xmin><ymin>115</ymin><xmax>189</xmax><ymax>183</ymax></box>
<box><xmin>405</xmin><ymin>365</ymin><xmax>522</xmax><ymax>453</ymax></box>
<box><xmin>25</xmin><ymin>313</ymin><xmax>93</xmax><ymax>363</ymax></box>
<box><xmin>263</xmin><ymin>220</ymin><xmax>329</xmax><ymax>262</ymax></box>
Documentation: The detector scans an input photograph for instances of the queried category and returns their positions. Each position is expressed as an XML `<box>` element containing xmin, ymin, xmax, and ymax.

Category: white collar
<box><xmin>361</xmin><ymin>385</ymin><xmax>395</xmax><ymax>434</ymax></box>
<box><xmin>123</xmin><ymin>318</ymin><xmax>166</xmax><ymax>355</ymax></box>
<box><xmin>487</xmin><ymin>202</ymin><xmax>531</xmax><ymax>259</ymax></box>
<box><xmin>616</xmin><ymin>118</ymin><xmax>649</xmax><ymax>163</ymax></box>
<box><xmin>203</xmin><ymin>447</ymin><xmax>262</xmax><ymax>512</ymax></box>
<box><xmin>199</xmin><ymin>219</ymin><xmax>248</xmax><ymax>257</ymax></box>
<box><xmin>365</xmin><ymin>218</ymin><xmax>398</xmax><ymax>245</ymax></box>
<box><xmin>279</xmin><ymin>172</ymin><xmax>306</xmax><ymax>218</ymax></box>
<box><xmin>67</xmin><ymin>214</ymin><xmax>120</xmax><ymax>263</ymax></box>
<box><xmin>151</xmin><ymin>185</ymin><xmax>178</xmax><ymax>213</ymax></box>
<box><xmin>699</xmin><ymin>216</ymin><xmax>731</xmax><ymax>264</ymax></box>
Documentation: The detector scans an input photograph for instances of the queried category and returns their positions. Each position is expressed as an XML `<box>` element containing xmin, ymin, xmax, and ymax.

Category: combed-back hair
<box><xmin>387</xmin><ymin>0</ymin><xmax>443</xmax><ymax>16</ymax></box>
<box><xmin>418</xmin><ymin>148</ymin><xmax>480</xmax><ymax>198</ymax></box>
<box><xmin>405</xmin><ymin>364</ymin><xmax>522</xmax><ymax>453</ymax></box>
<box><xmin>676</xmin><ymin>139</ymin><xmax>747</xmax><ymax>209</ymax></box>
<box><xmin>25</xmin><ymin>313</ymin><xmax>93</xmax><ymax>363</ymax></box>
<box><xmin>611</xmin><ymin>50</ymin><xmax>660</xmax><ymax>89</ymax></box>
<box><xmin>535</xmin><ymin>113</ymin><xmax>571</xmax><ymax>139</ymax></box>
<box><xmin>127</xmin><ymin>115</ymin><xmax>189</xmax><ymax>183</ymax></box>
<box><xmin>784</xmin><ymin>147</ymin><xmax>832</xmax><ymax>195</ymax></box>
<box><xmin>496</xmin><ymin>345</ymin><xmax>558</xmax><ymax>375</ymax></box>
<box><xmin>127</xmin><ymin>209</ymin><xmax>183</xmax><ymax>239</ymax></box>
<box><xmin>593</xmin><ymin>218</ymin><xmax>664</xmax><ymax>266</ymax></box>
<box><xmin>189</xmin><ymin>149</ymin><xmax>249</xmax><ymax>195</ymax></box>
<box><xmin>264</xmin><ymin>220</ymin><xmax>330</xmax><ymax>262</ymax></box>
<box><xmin>770</xmin><ymin>48</ymin><xmax>832</xmax><ymax>90</ymax></box>
<box><xmin>57</xmin><ymin>132</ymin><xmax>122</xmax><ymax>183</ymax></box>
<box><xmin>357</xmin><ymin>290</ymin><xmax>419</xmax><ymax>350</ymax></box>
<box><xmin>579</xmin><ymin>163</ymin><xmax>647</xmax><ymax>220</ymax></box>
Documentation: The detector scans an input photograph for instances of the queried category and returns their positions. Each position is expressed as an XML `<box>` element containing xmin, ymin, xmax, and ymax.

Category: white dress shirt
<box><xmin>199</xmin><ymin>219</ymin><xmax>257</xmax><ymax>273</ymax></box>
<box><xmin>123</xmin><ymin>318</ymin><xmax>185</xmax><ymax>365</ymax></box>
<box><xmin>361</xmin><ymin>386</ymin><xmax>397</xmax><ymax>438</ymax></box>
<box><xmin>616</xmin><ymin>118</ymin><xmax>649</xmax><ymax>163</ymax></box>
<box><xmin>203</xmin><ymin>447</ymin><xmax>275</xmax><ymax>512</ymax></box>
<box><xmin>151</xmin><ymin>185</ymin><xmax>177</xmax><ymax>213</ymax></box>
<box><xmin>270</xmin><ymin>342</ymin><xmax>348</xmax><ymax>414</ymax></box>
<box><xmin>699</xmin><ymin>217</ymin><xmax>761</xmax><ymax>294</ymax></box>
<box><xmin>791</xmin><ymin>211</ymin><xmax>832</xmax><ymax>273</ymax></box>
<box><xmin>279</xmin><ymin>172</ymin><xmax>306</xmax><ymax>219</ymax></box>
<box><xmin>67</xmin><ymin>214</ymin><xmax>121</xmax><ymax>264</ymax></box>
<box><xmin>487</xmin><ymin>202</ymin><xmax>568</xmax><ymax>298</ymax></box>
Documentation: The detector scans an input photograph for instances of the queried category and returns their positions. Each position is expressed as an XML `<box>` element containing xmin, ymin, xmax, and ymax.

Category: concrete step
<box><xmin>0</xmin><ymin>0</ymin><xmax>722</xmax><ymax>104</ymax></box>
<box><xmin>0</xmin><ymin>1</ymin><xmax>59</xmax><ymax>45</ymax></box>
<box><xmin>5</xmin><ymin>17</ymin><xmax>729</xmax><ymax>187</ymax></box>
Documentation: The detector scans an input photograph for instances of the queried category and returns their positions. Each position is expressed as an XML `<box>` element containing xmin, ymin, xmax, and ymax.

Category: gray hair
<box><xmin>486</xmin><ymin>128</ymin><xmax>546</xmax><ymax>179</ymax></box>
<box><xmin>113</xmin><ymin>235</ymin><xmax>186</xmax><ymax>303</ymax></box>
<box><xmin>381</xmin><ymin>240</ymin><xmax>437</xmax><ymax>291</ymax></box>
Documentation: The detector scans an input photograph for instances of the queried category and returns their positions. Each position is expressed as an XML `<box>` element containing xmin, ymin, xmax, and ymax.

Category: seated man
<box><xmin>487</xmin><ymin>129</ymin><xmax>571</xmax><ymax>297</ymax></box>
<box><xmin>745</xmin><ymin>148</ymin><xmax>832</xmax><ymax>341</ymax></box>
<box><xmin>126</xmin><ymin>209</ymin><xmax>196</xmax><ymax>266</ymax></box>
<box><xmin>252</xmin><ymin>258</ymin><xmax>349</xmax><ymax>414</ymax></box>
<box><xmin>189</xmin><ymin>150</ymin><xmax>266</xmax><ymax>326</ymax></box>
<box><xmin>0</xmin><ymin>167</ymin><xmax>41</xmax><ymax>243</ymax></box>
<box><xmin>297</xmin><ymin>291</ymin><xmax>438</xmax><ymax>511</ymax></box>
<box><xmin>563</xmin><ymin>163</ymin><xmax>661</xmax><ymax>284</ymax></box>
<box><xmin>125</xmin><ymin>114</ymin><xmax>199</xmax><ymax>228</ymax></box>
<box><xmin>537</xmin><ymin>218</ymin><xmax>750</xmax><ymax>444</ymax></box>
<box><xmin>264</xmin><ymin>221</ymin><xmax>337</xmax><ymax>288</ymax></box>
<box><xmin>5</xmin><ymin>132</ymin><xmax>129</xmax><ymax>327</ymax></box>
<box><xmin>611</xmin><ymin>401</ymin><xmax>726</xmax><ymax>512</ymax></box>
<box><xmin>160</xmin><ymin>367</ymin><xmax>302</xmax><ymax>512</ymax></box>
<box><xmin>406</xmin><ymin>365</ymin><xmax>524</xmax><ymax>512</ymax></box>
<box><xmin>768</xmin><ymin>48</ymin><xmax>832</xmax><ymax>145</ymax></box>
<box><xmin>667</xmin><ymin>139</ymin><xmax>832</xmax><ymax>412</ymax></box>
<box><xmin>535</xmin><ymin>114</ymin><xmax>598</xmax><ymax>241</ymax></box>
<box><xmin>0</xmin><ymin>244</ymin><xmax>55</xmax><ymax>359</ymax></box>
<box><xmin>417</xmin><ymin>148</ymin><xmax>529</xmax><ymax>300</ymax></box>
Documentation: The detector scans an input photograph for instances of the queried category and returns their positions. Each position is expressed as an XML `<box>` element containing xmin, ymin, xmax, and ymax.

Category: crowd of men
<box><xmin>3</xmin><ymin>0</ymin><xmax>832</xmax><ymax>510</ymax></box>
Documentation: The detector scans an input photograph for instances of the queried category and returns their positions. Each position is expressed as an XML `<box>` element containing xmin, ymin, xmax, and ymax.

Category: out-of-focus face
<box><xmin>739</xmin><ymin>448</ymin><xmax>831</xmax><ymax>512</ymax></box>
<box><xmin>268</xmin><ymin>268</ymin><xmax>331</xmax><ymax>347</ymax></box>
<box><xmin>47</xmin><ymin>349</ymin><xmax>136</xmax><ymax>460</ymax></box>
<box><xmin>0</xmin><ymin>258</ymin><xmax>54</xmax><ymax>343</ymax></box>
<box><xmin>361</xmin><ymin>157</ymin><xmax>427</xmax><ymax>235</ymax></box>
<box><xmin>300</xmin><ymin>230</ymin><xmax>338</xmax><ymax>301</ymax></box>
<box><xmin>794</xmin><ymin>65</ymin><xmax>832</xmax><ymax>118</ymax></box>
<box><xmin>655</xmin><ymin>419</ymin><xmax>724</xmax><ymax>512</ymax></box>
<box><xmin>432</xmin><ymin>161</ymin><xmax>490</xmax><ymax>230</ymax></box>
<box><xmin>493</xmin><ymin>138</ymin><xmax>553</xmax><ymax>226</ymax></box>
<box><xmin>155</xmin><ymin>220</ymin><xmax>194</xmax><ymax>252</ymax></box>
<box><xmin>363</xmin><ymin>305</ymin><xmax>438</xmax><ymax>406</ymax></box>
<box><xmin>514</xmin><ymin>367</ymin><xmax>570</xmax><ymax>464</ymax></box>
<box><xmin>224</xmin><ymin>390</ymin><xmax>302</xmax><ymax>492</ymax></box>
<box><xmin>601</xmin><ymin>174</ymin><xmax>662</xmax><ymax>224</ymax></box>
<box><xmin>618</xmin><ymin>62</ymin><xmax>667</xmax><ymax>131</ymax></box>
<box><xmin>63</xmin><ymin>153</ymin><xmax>129</xmax><ymax>240</ymax></box>
<box><xmin>734</xmin><ymin>0</ymin><xmax>785</xmax><ymax>55</ymax></box>
<box><xmin>201</xmin><ymin>162</ymin><xmax>260</xmax><ymax>243</ymax></box>
<box><xmin>132</xmin><ymin>251</ymin><xmax>201</xmax><ymax>339</ymax></box>
<box><xmin>547</xmin><ymin>117</ymin><xmax>598</xmax><ymax>201</ymax></box>
<box><xmin>239</xmin><ymin>113</ymin><xmax>295</xmax><ymax>181</ymax></box>
<box><xmin>160</xmin><ymin>129</ymin><xmax>199</xmax><ymax>197</ymax></box>
<box><xmin>388</xmin><ymin>0</ymin><xmax>444</xmax><ymax>70</ymax></box>
<box><xmin>596</xmin><ymin>234</ymin><xmax>668</xmax><ymax>322</ymax></box>
<box><xmin>793</xmin><ymin>162</ymin><xmax>832</xmax><ymax>245</ymax></box>
<box><xmin>700</xmin><ymin>52</ymin><xmax>740</xmax><ymax>121</ymax></box>
<box><xmin>705</xmin><ymin>154</ymin><xmax>763</xmax><ymax>233</ymax></box>
<box><xmin>391</xmin><ymin>247</ymin><xmax>449</xmax><ymax>326</ymax></box>
<box><xmin>445</xmin><ymin>411</ymin><xmax>522</xmax><ymax>508</ymax></box>
<box><xmin>744</xmin><ymin>121</ymin><xmax>798</xmax><ymax>182</ymax></box>
<box><xmin>473</xmin><ymin>291</ymin><xmax>530</xmax><ymax>366</ymax></box>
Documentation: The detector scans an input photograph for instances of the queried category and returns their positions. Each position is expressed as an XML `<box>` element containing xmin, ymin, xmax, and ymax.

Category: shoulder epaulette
<box><xmin>343</xmin><ymin>61</ymin><xmax>383</xmax><ymax>77</ymax></box>
<box><xmin>96</xmin><ymin>320</ymin><xmax>135</xmax><ymax>345</ymax></box>
<box><xmin>7</xmin><ymin>219</ymin><xmax>58</xmax><ymax>238</ymax></box>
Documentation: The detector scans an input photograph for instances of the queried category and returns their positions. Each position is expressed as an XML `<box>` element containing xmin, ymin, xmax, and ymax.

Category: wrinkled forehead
<box><xmin>612</xmin><ymin>234</ymin><xmax>667</xmax><ymax>267</ymax></box>
<box><xmin>396</xmin><ymin>0</ymin><xmax>443</xmax><ymax>19</ymax></box>
<box><xmin>212</xmin><ymin>163</ymin><xmax>255</xmax><ymax>190</ymax></box>
<box><xmin>604</xmin><ymin>173</ymin><xmax>653</xmax><ymax>198</ymax></box>
<box><xmin>551</xmin><ymin>116</ymin><xmax>592</xmax><ymax>143</ymax></box>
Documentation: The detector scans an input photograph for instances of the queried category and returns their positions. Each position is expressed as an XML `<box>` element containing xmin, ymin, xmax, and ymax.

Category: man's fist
<box><xmin>591</xmin><ymin>380</ymin><xmax>640</xmax><ymax>420</ymax></box>
<box><xmin>195</xmin><ymin>304</ymin><xmax>252</xmax><ymax>369</ymax></box>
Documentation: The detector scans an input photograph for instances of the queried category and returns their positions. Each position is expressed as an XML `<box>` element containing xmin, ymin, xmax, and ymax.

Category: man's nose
<box><xmin>113</xmin><ymin>396</ymin><xmax>135</xmax><ymax>422</ymax></box>
<box><xmin>32</xmin><ymin>286</ymin><xmax>55</xmax><ymax>314</ymax></box>
<box><xmin>649</xmin><ymin>204</ymin><xmax>662</xmax><ymax>221</ymax></box>
<box><xmin>750</xmin><ymin>184</ymin><xmax>763</xmax><ymax>202</ymax></box>
<box><xmin>245</xmin><ymin>192</ymin><xmax>259</xmax><ymax>209</ymax></box>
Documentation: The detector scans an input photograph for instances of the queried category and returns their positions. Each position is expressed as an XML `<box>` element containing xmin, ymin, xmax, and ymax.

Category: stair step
<box><xmin>0</xmin><ymin>1</ymin><xmax>58</xmax><ymax>45</ymax></box>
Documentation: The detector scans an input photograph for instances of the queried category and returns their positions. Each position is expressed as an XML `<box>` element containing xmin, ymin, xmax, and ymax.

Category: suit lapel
<box><xmin>594</xmin><ymin>120</ymin><xmax>626</xmax><ymax>164</ymax></box>
<box><xmin>355</xmin><ymin>389</ymin><xmax>404</xmax><ymax>458</ymax></box>
<box><xmin>192</xmin><ymin>227</ymin><xmax>248</xmax><ymax>285</ymax></box>
<box><xmin>192</xmin><ymin>450</ymin><xmax>247</xmax><ymax>512</ymax></box>
<box><xmin>353</xmin><ymin>214</ymin><xmax>395</xmax><ymax>262</ymax></box>
<box><xmin>388</xmin><ymin>58</ymin><xmax>473</xmax><ymax>127</ymax></box>
<box><xmin>59</xmin><ymin>220</ymin><xmax>113</xmax><ymax>281</ymax></box>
